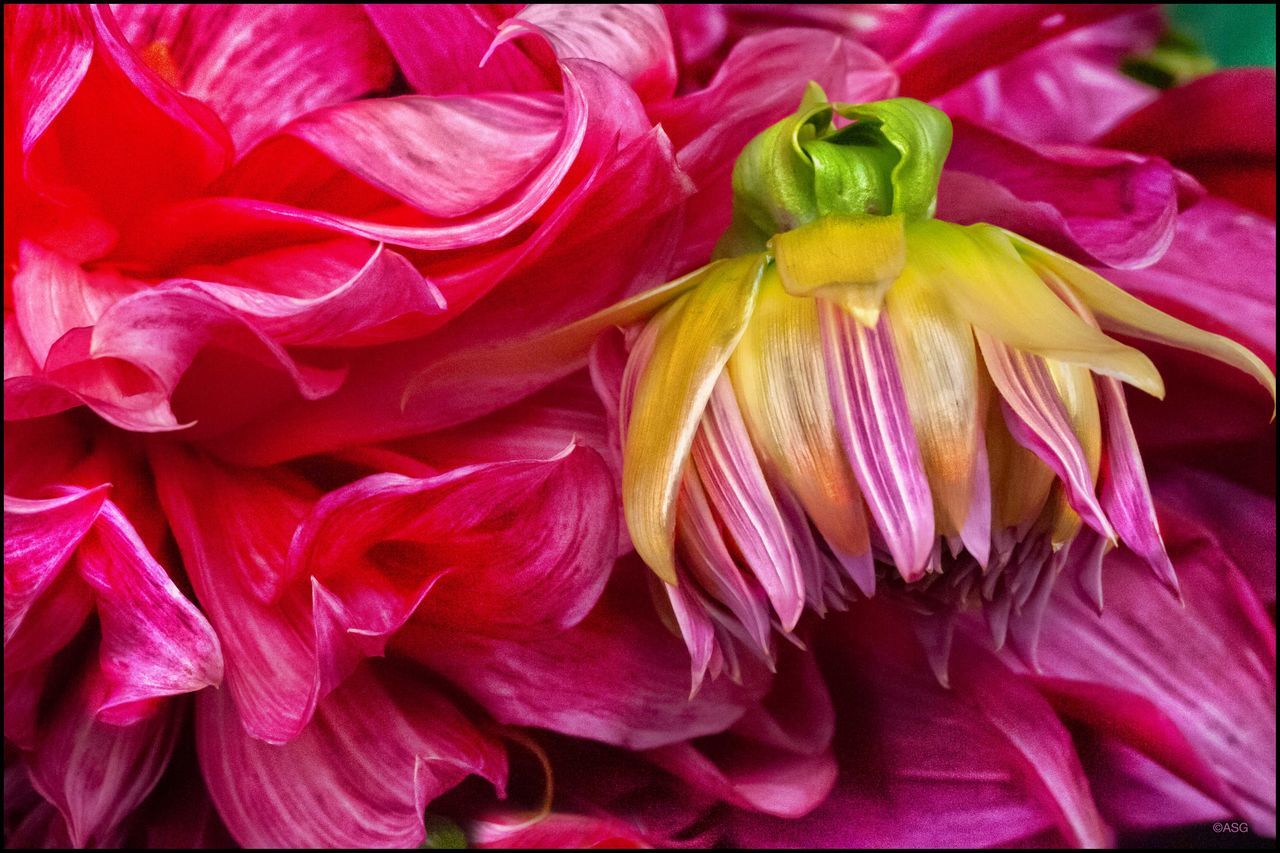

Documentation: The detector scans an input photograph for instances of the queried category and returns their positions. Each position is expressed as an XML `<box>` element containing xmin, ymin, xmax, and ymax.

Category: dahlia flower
<box><xmin>5</xmin><ymin>3</ymin><xmax>1276</xmax><ymax>850</ymax></box>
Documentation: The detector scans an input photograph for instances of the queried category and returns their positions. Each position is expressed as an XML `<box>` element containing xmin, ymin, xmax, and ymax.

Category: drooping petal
<box><xmin>911</xmin><ymin>220</ymin><xmax>1164</xmax><ymax>396</ymax></box>
<box><xmin>1020</xmin><ymin>237</ymin><xmax>1276</xmax><ymax>407</ymax></box>
<box><xmin>692</xmin><ymin>379</ymin><xmax>805</xmax><ymax>630</ymax></box>
<box><xmin>112</xmin><ymin>4</ymin><xmax>394</xmax><ymax>152</ymax></box>
<box><xmin>624</xmin><ymin>254</ymin><xmax>765</xmax><ymax>584</ymax></box>
<box><xmin>819</xmin><ymin>303</ymin><xmax>934</xmax><ymax>580</ymax></box>
<box><xmin>979</xmin><ymin>335</ymin><xmax>1114</xmax><ymax>540</ymax></box>
<box><xmin>490</xmin><ymin>4</ymin><xmax>678</xmax><ymax>102</ymax></box>
<box><xmin>3</xmin><ymin>486</ymin><xmax>107</xmax><ymax>643</ymax></box>
<box><xmin>729</xmin><ymin>270</ymin><xmax>872</xmax><ymax>567</ymax></box>
<box><xmin>886</xmin><ymin>261</ymin><xmax>986</xmax><ymax>538</ymax></box>
<box><xmin>77</xmin><ymin>500</ymin><xmax>223</xmax><ymax>724</ymax></box>
<box><xmin>198</xmin><ymin>661</ymin><xmax>506</xmax><ymax>848</ymax></box>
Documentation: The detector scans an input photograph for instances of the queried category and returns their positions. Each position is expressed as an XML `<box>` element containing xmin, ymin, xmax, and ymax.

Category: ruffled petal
<box><xmin>940</xmin><ymin>119</ymin><xmax>1198</xmax><ymax>269</ymax></box>
<box><xmin>3</xmin><ymin>486</ymin><xmax>107</xmax><ymax>642</ymax></box>
<box><xmin>112</xmin><ymin>4</ymin><xmax>394</xmax><ymax>152</ymax></box>
<box><xmin>198</xmin><ymin>661</ymin><xmax>506</xmax><ymax>848</ymax></box>
<box><xmin>400</xmin><ymin>560</ymin><xmax>770</xmax><ymax>750</ymax></box>
<box><xmin>78</xmin><ymin>500</ymin><xmax>224</xmax><ymax>724</ymax></box>
<box><xmin>365</xmin><ymin>4</ymin><xmax>555</xmax><ymax>96</ymax></box>
<box><xmin>490</xmin><ymin>4</ymin><xmax>677</xmax><ymax>102</ymax></box>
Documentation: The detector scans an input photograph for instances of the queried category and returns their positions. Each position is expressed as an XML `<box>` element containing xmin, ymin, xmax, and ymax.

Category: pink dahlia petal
<box><xmin>1103</xmin><ymin>69</ymin><xmax>1278</xmax><ymax>218</ymax></box>
<box><xmin>163</xmin><ymin>241</ymin><xmax>446</xmax><ymax>347</ymax></box>
<box><xmin>1015</xmin><ymin>502</ymin><xmax>1277</xmax><ymax>833</ymax></box>
<box><xmin>731</xmin><ymin>604</ymin><xmax>1109</xmax><ymax>847</ymax></box>
<box><xmin>941</xmin><ymin>119</ymin><xmax>1199</xmax><ymax>269</ymax></box>
<box><xmin>5</xmin><ymin>4</ymin><xmax>93</xmax><ymax>156</ymax></box>
<box><xmin>402</xmin><ymin>560</ymin><xmax>769</xmax><ymax>749</ymax></box>
<box><xmin>78</xmin><ymin>499</ymin><xmax>223</xmax><ymax>725</ymax></box>
<box><xmin>491</xmin><ymin>4</ymin><xmax>678</xmax><ymax>102</ymax></box>
<box><xmin>112</xmin><ymin>4</ymin><xmax>394</xmax><ymax>153</ymax></box>
<box><xmin>365</xmin><ymin>4</ymin><xmax>556</xmax><ymax>96</ymax></box>
<box><xmin>471</xmin><ymin>811</ymin><xmax>651</xmax><ymax>849</ymax></box>
<box><xmin>1081</xmin><ymin>738</ymin><xmax>1233</xmax><ymax>833</ymax></box>
<box><xmin>3</xmin><ymin>485</ymin><xmax>107</xmax><ymax>642</ymax></box>
<box><xmin>935</xmin><ymin>10</ymin><xmax>1161</xmax><ymax>144</ymax></box>
<box><xmin>151</xmin><ymin>445</ymin><xmax>324</xmax><ymax>742</ymax></box>
<box><xmin>23</xmin><ymin>5</ymin><xmax>231</xmax><ymax>225</ymax></box>
<box><xmin>197</xmin><ymin>661</ymin><xmax>506</xmax><ymax>848</ymax></box>
<box><xmin>292</xmin><ymin>443</ymin><xmax>618</xmax><ymax>640</ymax></box>
<box><xmin>891</xmin><ymin>4</ymin><xmax>1149</xmax><ymax>102</ymax></box>
<box><xmin>26</xmin><ymin>664</ymin><xmax>184</xmax><ymax>848</ymax></box>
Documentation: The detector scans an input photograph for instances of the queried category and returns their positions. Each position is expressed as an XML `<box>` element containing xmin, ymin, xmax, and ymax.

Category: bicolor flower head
<box><xmin>546</xmin><ymin>85</ymin><xmax>1276</xmax><ymax>684</ymax></box>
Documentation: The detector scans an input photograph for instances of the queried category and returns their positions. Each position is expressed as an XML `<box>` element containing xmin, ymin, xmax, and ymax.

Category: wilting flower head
<box><xmin>553</xmin><ymin>86</ymin><xmax>1276</xmax><ymax>683</ymax></box>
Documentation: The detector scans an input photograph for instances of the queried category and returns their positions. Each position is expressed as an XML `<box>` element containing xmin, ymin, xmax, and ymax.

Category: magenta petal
<box><xmin>26</xmin><ymin>664</ymin><xmax>183</xmax><ymax>848</ymax></box>
<box><xmin>1095</xmin><ymin>377</ymin><xmax>1177</xmax><ymax>590</ymax></box>
<box><xmin>293</xmin><ymin>444</ymin><xmax>617</xmax><ymax>641</ymax></box>
<box><xmin>820</xmin><ymin>304</ymin><xmax>934</xmax><ymax>580</ymax></box>
<box><xmin>151</xmin><ymin>445</ymin><xmax>323</xmax><ymax>742</ymax></box>
<box><xmin>7</xmin><ymin>4</ymin><xmax>93</xmax><ymax>154</ymax></box>
<box><xmin>365</xmin><ymin>4</ymin><xmax>556</xmax><ymax>96</ymax></box>
<box><xmin>198</xmin><ymin>661</ymin><xmax>506</xmax><ymax>848</ymax></box>
<box><xmin>1019</xmin><ymin>503</ymin><xmax>1277</xmax><ymax>833</ymax></box>
<box><xmin>166</xmin><ymin>242</ymin><xmax>446</xmax><ymax>347</ymax></box>
<box><xmin>491</xmin><ymin>4</ymin><xmax>677</xmax><ymax>102</ymax></box>
<box><xmin>3</xmin><ymin>485</ymin><xmax>108</xmax><ymax>643</ymax></box>
<box><xmin>78</xmin><ymin>500</ymin><xmax>223</xmax><ymax>724</ymax></box>
<box><xmin>472</xmin><ymin>812</ymin><xmax>650</xmax><ymax>849</ymax></box>
<box><xmin>733</xmin><ymin>604</ymin><xmax>1109</xmax><ymax>847</ymax></box>
<box><xmin>935</xmin><ymin>10</ymin><xmax>1161</xmax><ymax>144</ymax></box>
<box><xmin>112</xmin><ymin>4</ymin><xmax>394</xmax><ymax>152</ymax></box>
<box><xmin>941</xmin><ymin>119</ymin><xmax>1197</xmax><ymax>269</ymax></box>
<box><xmin>404</xmin><ymin>561</ymin><xmax>769</xmax><ymax>749</ymax></box>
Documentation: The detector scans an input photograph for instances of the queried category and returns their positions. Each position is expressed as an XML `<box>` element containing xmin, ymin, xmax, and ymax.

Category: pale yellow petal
<box><xmin>984</xmin><ymin>373</ymin><xmax>1054</xmax><ymax>532</ymax></box>
<box><xmin>885</xmin><ymin>261</ymin><xmax>982</xmax><ymax>536</ymax></box>
<box><xmin>623</xmin><ymin>254</ymin><xmax>766</xmax><ymax>585</ymax></box>
<box><xmin>769</xmin><ymin>214</ymin><xmax>907</xmax><ymax>327</ymax></box>
<box><xmin>908</xmin><ymin>219</ymin><xmax>1164</xmax><ymax>398</ymax></box>
<box><xmin>728</xmin><ymin>266</ymin><xmax>871</xmax><ymax>558</ymax></box>
<box><xmin>1017</xmin><ymin>236</ymin><xmax>1276</xmax><ymax>412</ymax></box>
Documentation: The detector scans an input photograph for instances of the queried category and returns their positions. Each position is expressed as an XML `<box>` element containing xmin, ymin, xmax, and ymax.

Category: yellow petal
<box><xmin>402</xmin><ymin>262</ymin><xmax>719</xmax><ymax>412</ymax></box>
<box><xmin>907</xmin><ymin>220</ymin><xmax>1165</xmax><ymax>398</ymax></box>
<box><xmin>885</xmin><ymin>261</ymin><xmax>982</xmax><ymax>536</ymax></box>
<box><xmin>984</xmin><ymin>374</ymin><xmax>1054</xmax><ymax>532</ymax></box>
<box><xmin>728</xmin><ymin>266</ymin><xmax>871</xmax><ymax>558</ymax></box>
<box><xmin>1038</xmin><ymin>358</ymin><xmax>1102</xmax><ymax>547</ymax></box>
<box><xmin>1017</xmin><ymin>236</ymin><xmax>1276</xmax><ymax>413</ymax></box>
<box><xmin>623</xmin><ymin>254</ymin><xmax>766</xmax><ymax>585</ymax></box>
<box><xmin>769</xmin><ymin>214</ymin><xmax>907</xmax><ymax>327</ymax></box>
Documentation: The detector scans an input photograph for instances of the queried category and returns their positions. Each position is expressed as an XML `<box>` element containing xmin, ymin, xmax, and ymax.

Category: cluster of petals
<box><xmin>3</xmin><ymin>3</ymin><xmax>1275</xmax><ymax>849</ymax></box>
